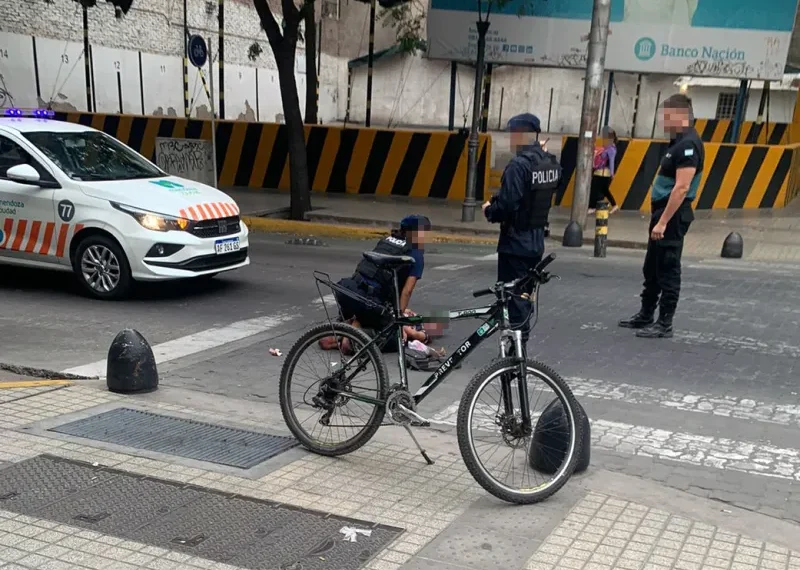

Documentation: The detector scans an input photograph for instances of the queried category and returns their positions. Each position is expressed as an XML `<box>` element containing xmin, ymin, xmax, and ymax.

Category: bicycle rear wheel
<box><xmin>457</xmin><ymin>357</ymin><xmax>584</xmax><ymax>504</ymax></box>
<box><xmin>279</xmin><ymin>322</ymin><xmax>389</xmax><ymax>456</ymax></box>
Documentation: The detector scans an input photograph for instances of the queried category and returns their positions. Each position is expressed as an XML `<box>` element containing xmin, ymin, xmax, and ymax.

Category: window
<box><xmin>0</xmin><ymin>135</ymin><xmax>33</xmax><ymax>179</ymax></box>
<box><xmin>23</xmin><ymin>130</ymin><xmax>164</xmax><ymax>182</ymax></box>
<box><xmin>715</xmin><ymin>92</ymin><xmax>747</xmax><ymax>120</ymax></box>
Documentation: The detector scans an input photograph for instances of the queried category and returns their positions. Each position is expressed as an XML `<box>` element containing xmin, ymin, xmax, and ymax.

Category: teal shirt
<box><xmin>651</xmin><ymin>129</ymin><xmax>704</xmax><ymax>205</ymax></box>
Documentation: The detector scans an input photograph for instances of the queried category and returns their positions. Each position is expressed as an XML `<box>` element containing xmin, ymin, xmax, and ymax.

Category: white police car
<box><xmin>0</xmin><ymin>108</ymin><xmax>249</xmax><ymax>299</ymax></box>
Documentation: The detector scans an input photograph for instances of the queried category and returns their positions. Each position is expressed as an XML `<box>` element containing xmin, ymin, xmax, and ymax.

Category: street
<box><xmin>2</xmin><ymin>232</ymin><xmax>799</xmax><ymax>523</ymax></box>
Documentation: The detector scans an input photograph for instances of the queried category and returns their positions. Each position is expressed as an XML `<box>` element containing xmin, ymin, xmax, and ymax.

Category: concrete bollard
<box><xmin>106</xmin><ymin>329</ymin><xmax>159</xmax><ymax>393</ymax></box>
<box><xmin>594</xmin><ymin>200</ymin><xmax>609</xmax><ymax>258</ymax></box>
<box><xmin>721</xmin><ymin>232</ymin><xmax>744</xmax><ymax>259</ymax></box>
<box><xmin>562</xmin><ymin>220</ymin><xmax>583</xmax><ymax>247</ymax></box>
<box><xmin>529</xmin><ymin>398</ymin><xmax>591</xmax><ymax>474</ymax></box>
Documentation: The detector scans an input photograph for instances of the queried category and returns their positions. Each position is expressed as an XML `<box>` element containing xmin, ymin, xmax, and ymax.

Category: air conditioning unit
<box><xmin>321</xmin><ymin>0</ymin><xmax>339</xmax><ymax>19</ymax></box>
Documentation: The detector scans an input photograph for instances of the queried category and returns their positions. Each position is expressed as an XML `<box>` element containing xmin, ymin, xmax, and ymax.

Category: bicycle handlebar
<box><xmin>471</xmin><ymin>253</ymin><xmax>557</xmax><ymax>298</ymax></box>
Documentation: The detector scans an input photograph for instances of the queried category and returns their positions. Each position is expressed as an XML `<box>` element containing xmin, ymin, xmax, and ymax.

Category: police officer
<box><xmin>619</xmin><ymin>94</ymin><xmax>703</xmax><ymax>338</ymax></box>
<box><xmin>329</xmin><ymin>215</ymin><xmax>430</xmax><ymax>352</ymax></box>
<box><xmin>482</xmin><ymin>113</ymin><xmax>561</xmax><ymax>345</ymax></box>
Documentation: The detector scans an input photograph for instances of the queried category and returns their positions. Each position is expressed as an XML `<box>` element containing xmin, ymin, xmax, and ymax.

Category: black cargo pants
<box><xmin>640</xmin><ymin>200</ymin><xmax>694</xmax><ymax>323</ymax></box>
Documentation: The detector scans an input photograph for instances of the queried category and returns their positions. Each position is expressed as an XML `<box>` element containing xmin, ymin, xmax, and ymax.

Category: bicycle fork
<box><xmin>499</xmin><ymin>329</ymin><xmax>533</xmax><ymax>434</ymax></box>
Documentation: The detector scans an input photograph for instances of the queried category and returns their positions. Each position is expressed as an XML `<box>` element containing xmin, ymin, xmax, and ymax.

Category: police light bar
<box><xmin>3</xmin><ymin>108</ymin><xmax>55</xmax><ymax>118</ymax></box>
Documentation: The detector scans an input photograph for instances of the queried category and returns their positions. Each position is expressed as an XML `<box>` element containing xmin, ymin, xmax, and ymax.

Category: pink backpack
<box><xmin>593</xmin><ymin>147</ymin><xmax>606</xmax><ymax>170</ymax></box>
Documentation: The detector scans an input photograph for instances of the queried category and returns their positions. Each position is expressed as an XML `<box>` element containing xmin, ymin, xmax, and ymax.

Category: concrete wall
<box><xmin>686</xmin><ymin>86</ymin><xmax>797</xmax><ymax>124</ymax></box>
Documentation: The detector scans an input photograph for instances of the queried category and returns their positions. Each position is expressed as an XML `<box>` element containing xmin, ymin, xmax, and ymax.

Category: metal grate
<box><xmin>49</xmin><ymin>408</ymin><xmax>299</xmax><ymax>469</ymax></box>
<box><xmin>0</xmin><ymin>455</ymin><xmax>403</xmax><ymax>570</ymax></box>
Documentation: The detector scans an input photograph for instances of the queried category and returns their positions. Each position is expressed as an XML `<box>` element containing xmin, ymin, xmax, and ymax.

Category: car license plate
<box><xmin>214</xmin><ymin>237</ymin><xmax>240</xmax><ymax>255</ymax></box>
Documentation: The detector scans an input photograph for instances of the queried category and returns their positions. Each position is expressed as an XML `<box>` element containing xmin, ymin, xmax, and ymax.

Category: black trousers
<box><xmin>498</xmin><ymin>253</ymin><xmax>542</xmax><ymax>343</ymax></box>
<box><xmin>640</xmin><ymin>201</ymin><xmax>694</xmax><ymax>322</ymax></box>
<box><xmin>589</xmin><ymin>175</ymin><xmax>617</xmax><ymax>208</ymax></box>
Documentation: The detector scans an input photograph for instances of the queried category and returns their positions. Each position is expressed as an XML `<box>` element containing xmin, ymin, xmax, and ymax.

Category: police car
<box><xmin>0</xmin><ymin>108</ymin><xmax>249</xmax><ymax>300</ymax></box>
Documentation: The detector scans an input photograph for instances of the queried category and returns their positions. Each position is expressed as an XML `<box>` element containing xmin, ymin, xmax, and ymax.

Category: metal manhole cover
<box><xmin>0</xmin><ymin>455</ymin><xmax>403</xmax><ymax>570</ymax></box>
<box><xmin>48</xmin><ymin>407</ymin><xmax>299</xmax><ymax>469</ymax></box>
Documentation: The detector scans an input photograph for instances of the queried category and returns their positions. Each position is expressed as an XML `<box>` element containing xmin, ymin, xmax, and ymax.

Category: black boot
<box><xmin>618</xmin><ymin>310</ymin><xmax>655</xmax><ymax>329</ymax></box>
<box><xmin>636</xmin><ymin>317</ymin><xmax>673</xmax><ymax>339</ymax></box>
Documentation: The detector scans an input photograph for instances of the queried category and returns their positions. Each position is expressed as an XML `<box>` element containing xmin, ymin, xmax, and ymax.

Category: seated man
<box><xmin>320</xmin><ymin>215</ymin><xmax>433</xmax><ymax>354</ymax></box>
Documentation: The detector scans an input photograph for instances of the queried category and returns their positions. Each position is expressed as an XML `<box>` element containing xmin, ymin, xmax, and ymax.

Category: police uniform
<box><xmin>619</xmin><ymin>126</ymin><xmax>703</xmax><ymax>338</ymax></box>
<box><xmin>335</xmin><ymin>215</ymin><xmax>428</xmax><ymax>339</ymax></box>
<box><xmin>484</xmin><ymin>113</ymin><xmax>561</xmax><ymax>343</ymax></box>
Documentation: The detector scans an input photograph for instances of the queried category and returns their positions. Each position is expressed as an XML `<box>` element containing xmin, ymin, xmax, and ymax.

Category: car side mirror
<box><xmin>6</xmin><ymin>164</ymin><xmax>58</xmax><ymax>188</ymax></box>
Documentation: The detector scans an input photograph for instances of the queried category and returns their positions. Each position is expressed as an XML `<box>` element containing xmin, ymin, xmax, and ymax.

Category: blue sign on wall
<box><xmin>188</xmin><ymin>35</ymin><xmax>208</xmax><ymax>68</ymax></box>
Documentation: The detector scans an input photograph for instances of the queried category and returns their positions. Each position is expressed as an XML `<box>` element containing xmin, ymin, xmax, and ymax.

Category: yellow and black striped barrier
<box><xmin>557</xmin><ymin>135</ymin><xmax>799</xmax><ymax>210</ymax></box>
<box><xmin>53</xmin><ymin>112</ymin><xmax>491</xmax><ymax>201</ymax></box>
<box><xmin>694</xmin><ymin>119</ymin><xmax>789</xmax><ymax>145</ymax></box>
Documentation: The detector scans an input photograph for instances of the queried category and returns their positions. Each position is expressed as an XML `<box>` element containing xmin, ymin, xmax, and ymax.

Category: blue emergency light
<box><xmin>3</xmin><ymin>108</ymin><xmax>55</xmax><ymax>118</ymax></box>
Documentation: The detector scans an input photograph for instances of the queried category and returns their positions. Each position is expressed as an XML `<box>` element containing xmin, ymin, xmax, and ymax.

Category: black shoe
<box><xmin>636</xmin><ymin>321</ymin><xmax>673</xmax><ymax>338</ymax></box>
<box><xmin>618</xmin><ymin>312</ymin><xmax>655</xmax><ymax>329</ymax></box>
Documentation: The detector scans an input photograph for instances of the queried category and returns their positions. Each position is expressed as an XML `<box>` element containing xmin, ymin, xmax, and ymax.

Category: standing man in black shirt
<box><xmin>619</xmin><ymin>94</ymin><xmax>704</xmax><ymax>338</ymax></box>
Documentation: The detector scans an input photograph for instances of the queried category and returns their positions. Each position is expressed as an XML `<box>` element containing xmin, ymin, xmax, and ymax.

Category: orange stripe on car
<box><xmin>11</xmin><ymin>220</ymin><xmax>27</xmax><ymax>251</ymax></box>
<box><xmin>200</xmin><ymin>204</ymin><xmax>214</xmax><ymax>219</ymax></box>
<box><xmin>210</xmin><ymin>203</ymin><xmax>224</xmax><ymax>218</ymax></box>
<box><xmin>55</xmin><ymin>224</ymin><xmax>70</xmax><ymax>258</ymax></box>
<box><xmin>187</xmin><ymin>206</ymin><xmax>200</xmax><ymax>220</ymax></box>
<box><xmin>179</xmin><ymin>208</ymin><xmax>188</xmax><ymax>219</ymax></box>
<box><xmin>0</xmin><ymin>218</ymin><xmax>12</xmax><ymax>248</ymax></box>
<box><xmin>25</xmin><ymin>221</ymin><xmax>42</xmax><ymax>253</ymax></box>
<box><xmin>39</xmin><ymin>222</ymin><xmax>55</xmax><ymax>255</ymax></box>
<box><xmin>229</xmin><ymin>203</ymin><xmax>240</xmax><ymax>214</ymax></box>
<box><xmin>222</xmin><ymin>203</ymin><xmax>234</xmax><ymax>216</ymax></box>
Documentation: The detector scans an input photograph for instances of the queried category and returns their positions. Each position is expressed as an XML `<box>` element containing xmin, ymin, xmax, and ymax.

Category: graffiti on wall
<box><xmin>155</xmin><ymin>138</ymin><xmax>215</xmax><ymax>187</ymax></box>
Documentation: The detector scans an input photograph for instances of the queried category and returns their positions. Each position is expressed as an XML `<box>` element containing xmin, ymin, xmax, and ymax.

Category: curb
<box><xmin>0</xmin><ymin>380</ymin><xmax>73</xmax><ymax>389</ymax></box>
<box><xmin>241</xmin><ymin>216</ymin><xmax>498</xmax><ymax>245</ymax></box>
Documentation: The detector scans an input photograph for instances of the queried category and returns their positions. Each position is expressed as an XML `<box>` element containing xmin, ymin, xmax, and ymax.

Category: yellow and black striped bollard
<box><xmin>594</xmin><ymin>200</ymin><xmax>608</xmax><ymax>258</ymax></box>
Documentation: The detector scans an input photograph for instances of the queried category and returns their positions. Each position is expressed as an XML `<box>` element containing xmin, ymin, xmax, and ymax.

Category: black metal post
<box><xmin>218</xmin><ymin>0</ymin><xmax>225</xmax><ymax>119</ymax></box>
<box><xmin>183</xmin><ymin>0</ymin><xmax>189</xmax><ymax>117</ymax></box>
<box><xmin>631</xmin><ymin>73</ymin><xmax>642</xmax><ymax>138</ymax></box>
<box><xmin>344</xmin><ymin>67</ymin><xmax>352</xmax><ymax>127</ymax></box>
<box><xmin>317</xmin><ymin>19</ymin><xmax>322</xmax><ymax>123</ymax></box>
<box><xmin>462</xmin><ymin>20</ymin><xmax>490</xmax><ymax>222</ymax></box>
<box><xmin>766</xmin><ymin>81</ymin><xmax>771</xmax><ymax>143</ymax></box>
<box><xmin>448</xmin><ymin>61</ymin><xmax>457</xmax><ymax>130</ymax></box>
<box><xmin>366</xmin><ymin>0</ymin><xmax>376</xmax><ymax>127</ymax></box>
<box><xmin>730</xmin><ymin>79</ymin><xmax>748</xmax><ymax>143</ymax></box>
<box><xmin>603</xmin><ymin>71</ymin><xmax>613</xmax><ymax>127</ymax></box>
<box><xmin>117</xmin><ymin>71</ymin><xmax>123</xmax><ymax>114</ymax></box>
<box><xmin>82</xmin><ymin>4</ymin><xmax>92</xmax><ymax>112</ymax></box>
<box><xmin>497</xmin><ymin>87</ymin><xmax>504</xmax><ymax>130</ymax></box>
<box><xmin>480</xmin><ymin>63</ymin><xmax>492</xmax><ymax>132</ymax></box>
<box><xmin>546</xmin><ymin>87</ymin><xmax>553</xmax><ymax>132</ymax></box>
<box><xmin>651</xmin><ymin>90</ymin><xmax>661</xmax><ymax>138</ymax></box>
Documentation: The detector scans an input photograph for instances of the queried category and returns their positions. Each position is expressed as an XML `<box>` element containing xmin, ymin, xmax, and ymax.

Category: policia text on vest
<box><xmin>619</xmin><ymin>96</ymin><xmax>704</xmax><ymax>340</ymax></box>
<box><xmin>483</xmin><ymin>143</ymin><xmax>562</xmax><ymax>345</ymax></box>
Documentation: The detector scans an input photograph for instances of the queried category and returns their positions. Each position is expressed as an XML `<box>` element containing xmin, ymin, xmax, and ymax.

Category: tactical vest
<box><xmin>354</xmin><ymin>236</ymin><xmax>411</xmax><ymax>293</ymax></box>
<box><xmin>516</xmin><ymin>149</ymin><xmax>561</xmax><ymax>230</ymax></box>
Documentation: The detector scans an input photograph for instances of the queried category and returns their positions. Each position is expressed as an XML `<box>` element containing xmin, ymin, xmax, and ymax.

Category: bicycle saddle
<box><xmin>362</xmin><ymin>251</ymin><xmax>415</xmax><ymax>268</ymax></box>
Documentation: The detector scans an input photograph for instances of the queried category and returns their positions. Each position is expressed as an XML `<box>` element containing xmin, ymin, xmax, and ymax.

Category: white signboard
<box><xmin>426</xmin><ymin>0</ymin><xmax>799</xmax><ymax>79</ymax></box>
<box><xmin>155</xmin><ymin>138</ymin><xmax>215</xmax><ymax>187</ymax></box>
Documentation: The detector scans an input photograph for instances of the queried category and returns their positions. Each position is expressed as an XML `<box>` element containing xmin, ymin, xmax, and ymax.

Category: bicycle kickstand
<box><xmin>400</xmin><ymin>421</ymin><xmax>435</xmax><ymax>465</ymax></box>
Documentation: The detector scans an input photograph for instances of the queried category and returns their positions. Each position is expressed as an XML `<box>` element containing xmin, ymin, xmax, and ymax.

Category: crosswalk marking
<box><xmin>429</xmin><ymin>374</ymin><xmax>800</xmax><ymax>482</ymax></box>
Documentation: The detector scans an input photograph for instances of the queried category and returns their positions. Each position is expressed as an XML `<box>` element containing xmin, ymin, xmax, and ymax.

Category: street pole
<box><xmin>462</xmin><ymin>20</ymin><xmax>490</xmax><ymax>223</ymax></box>
<box><xmin>480</xmin><ymin>63</ymin><xmax>493</xmax><ymax>132</ymax></box>
<box><xmin>448</xmin><ymin>61</ymin><xmax>457</xmax><ymax>130</ymax></box>
<box><xmin>631</xmin><ymin>73</ymin><xmax>642</xmax><ymax>138</ymax></box>
<box><xmin>730</xmin><ymin>79</ymin><xmax>748</xmax><ymax>143</ymax></box>
<box><xmin>208</xmin><ymin>38</ymin><xmax>218</xmax><ymax>189</ymax></box>
<box><xmin>218</xmin><ymin>0</ymin><xmax>225</xmax><ymax>119</ymax></box>
<box><xmin>603</xmin><ymin>71</ymin><xmax>613</xmax><ymax>127</ymax></box>
<box><xmin>82</xmin><ymin>3</ymin><xmax>92</xmax><ymax>112</ymax></box>
<box><xmin>183</xmin><ymin>0</ymin><xmax>189</xmax><ymax>118</ymax></box>
<box><xmin>365</xmin><ymin>0</ymin><xmax>376</xmax><ymax>127</ymax></box>
<box><xmin>563</xmin><ymin>0</ymin><xmax>610</xmax><ymax>246</ymax></box>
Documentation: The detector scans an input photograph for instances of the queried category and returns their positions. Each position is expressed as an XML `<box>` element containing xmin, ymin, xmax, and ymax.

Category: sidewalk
<box><xmin>0</xmin><ymin>379</ymin><xmax>797</xmax><ymax>570</ymax></box>
<box><xmin>228</xmin><ymin>189</ymin><xmax>800</xmax><ymax>263</ymax></box>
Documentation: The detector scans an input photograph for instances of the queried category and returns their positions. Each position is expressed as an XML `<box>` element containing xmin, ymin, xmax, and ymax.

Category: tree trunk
<box><xmin>276</xmin><ymin>47</ymin><xmax>312</xmax><ymax>219</ymax></box>
<box><xmin>304</xmin><ymin>3</ymin><xmax>318</xmax><ymax>124</ymax></box>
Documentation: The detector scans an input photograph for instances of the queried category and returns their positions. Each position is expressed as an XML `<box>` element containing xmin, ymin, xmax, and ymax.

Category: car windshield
<box><xmin>23</xmin><ymin>130</ymin><xmax>165</xmax><ymax>182</ymax></box>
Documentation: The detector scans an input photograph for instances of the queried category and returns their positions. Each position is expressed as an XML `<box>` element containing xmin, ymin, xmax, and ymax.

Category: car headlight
<box><xmin>112</xmin><ymin>203</ymin><xmax>190</xmax><ymax>232</ymax></box>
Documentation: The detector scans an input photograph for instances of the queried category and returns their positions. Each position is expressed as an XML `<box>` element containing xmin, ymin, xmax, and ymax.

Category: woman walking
<box><xmin>589</xmin><ymin>126</ymin><xmax>620</xmax><ymax>214</ymax></box>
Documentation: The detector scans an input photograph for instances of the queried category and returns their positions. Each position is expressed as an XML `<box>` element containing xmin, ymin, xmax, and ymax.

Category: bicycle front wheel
<box><xmin>279</xmin><ymin>322</ymin><xmax>389</xmax><ymax>456</ymax></box>
<box><xmin>457</xmin><ymin>357</ymin><xmax>584</xmax><ymax>504</ymax></box>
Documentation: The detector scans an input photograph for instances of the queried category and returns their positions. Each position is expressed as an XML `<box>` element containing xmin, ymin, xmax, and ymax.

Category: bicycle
<box><xmin>279</xmin><ymin>251</ymin><xmax>584</xmax><ymax>504</ymax></box>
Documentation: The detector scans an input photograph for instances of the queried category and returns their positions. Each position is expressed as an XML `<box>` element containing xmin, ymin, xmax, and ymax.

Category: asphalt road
<box><xmin>1</xmin><ymin>232</ymin><xmax>799</xmax><ymax>523</ymax></box>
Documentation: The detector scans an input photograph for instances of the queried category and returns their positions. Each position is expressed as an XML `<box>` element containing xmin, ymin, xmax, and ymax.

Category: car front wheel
<box><xmin>73</xmin><ymin>234</ymin><xmax>133</xmax><ymax>300</ymax></box>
